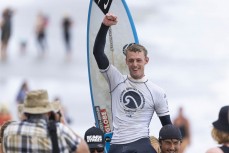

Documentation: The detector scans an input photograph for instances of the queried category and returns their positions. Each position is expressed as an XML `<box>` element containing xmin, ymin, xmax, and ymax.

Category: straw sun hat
<box><xmin>18</xmin><ymin>89</ymin><xmax>60</xmax><ymax>114</ymax></box>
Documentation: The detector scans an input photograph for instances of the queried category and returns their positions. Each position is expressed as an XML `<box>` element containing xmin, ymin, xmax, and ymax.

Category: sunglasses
<box><xmin>122</xmin><ymin>43</ymin><xmax>136</xmax><ymax>55</ymax></box>
<box><xmin>90</xmin><ymin>148</ymin><xmax>104</xmax><ymax>153</ymax></box>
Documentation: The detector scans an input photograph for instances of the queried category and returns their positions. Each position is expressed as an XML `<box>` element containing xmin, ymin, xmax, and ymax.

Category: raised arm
<box><xmin>93</xmin><ymin>13</ymin><xmax>117</xmax><ymax>69</ymax></box>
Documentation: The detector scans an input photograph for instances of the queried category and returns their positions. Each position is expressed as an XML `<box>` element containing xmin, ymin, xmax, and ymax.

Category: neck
<box><xmin>27</xmin><ymin>114</ymin><xmax>49</xmax><ymax>122</ymax></box>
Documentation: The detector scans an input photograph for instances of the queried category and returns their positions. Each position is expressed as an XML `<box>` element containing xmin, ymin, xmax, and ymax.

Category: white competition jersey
<box><xmin>100</xmin><ymin>65</ymin><xmax>170</xmax><ymax>144</ymax></box>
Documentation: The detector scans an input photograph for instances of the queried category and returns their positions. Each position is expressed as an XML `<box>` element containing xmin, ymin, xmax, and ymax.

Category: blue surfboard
<box><xmin>87</xmin><ymin>0</ymin><xmax>138</xmax><ymax>152</ymax></box>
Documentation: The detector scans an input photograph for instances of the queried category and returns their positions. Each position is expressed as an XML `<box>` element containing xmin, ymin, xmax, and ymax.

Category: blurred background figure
<box><xmin>17</xmin><ymin>104</ymin><xmax>27</xmax><ymax>121</ymax></box>
<box><xmin>0</xmin><ymin>8</ymin><xmax>13</xmax><ymax>61</ymax></box>
<box><xmin>206</xmin><ymin>105</ymin><xmax>229</xmax><ymax>153</ymax></box>
<box><xmin>35</xmin><ymin>12</ymin><xmax>48</xmax><ymax>58</ymax></box>
<box><xmin>0</xmin><ymin>103</ymin><xmax>12</xmax><ymax>126</ymax></box>
<box><xmin>53</xmin><ymin>96</ymin><xmax>72</xmax><ymax>125</ymax></box>
<box><xmin>0</xmin><ymin>120</ymin><xmax>14</xmax><ymax>153</ymax></box>
<box><xmin>173</xmin><ymin>107</ymin><xmax>191</xmax><ymax>153</ymax></box>
<box><xmin>62</xmin><ymin>14</ymin><xmax>73</xmax><ymax>61</ymax></box>
<box><xmin>19</xmin><ymin>39</ymin><xmax>27</xmax><ymax>56</ymax></box>
<box><xmin>16</xmin><ymin>80</ymin><xmax>29</xmax><ymax>104</ymax></box>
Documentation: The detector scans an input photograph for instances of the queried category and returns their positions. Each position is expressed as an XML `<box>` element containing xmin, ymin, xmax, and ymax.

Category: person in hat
<box><xmin>84</xmin><ymin>126</ymin><xmax>105</xmax><ymax>153</ymax></box>
<box><xmin>159</xmin><ymin>124</ymin><xmax>182</xmax><ymax>153</ymax></box>
<box><xmin>206</xmin><ymin>105</ymin><xmax>229</xmax><ymax>153</ymax></box>
<box><xmin>2</xmin><ymin>89</ymin><xmax>89</xmax><ymax>153</ymax></box>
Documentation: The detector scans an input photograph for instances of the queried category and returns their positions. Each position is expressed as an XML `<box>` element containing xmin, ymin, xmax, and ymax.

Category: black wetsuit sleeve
<box><xmin>93</xmin><ymin>23</ymin><xmax>110</xmax><ymax>70</ymax></box>
<box><xmin>159</xmin><ymin>115</ymin><xmax>172</xmax><ymax>126</ymax></box>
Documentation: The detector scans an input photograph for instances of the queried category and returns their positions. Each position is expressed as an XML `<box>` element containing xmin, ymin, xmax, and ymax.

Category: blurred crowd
<box><xmin>1</xmin><ymin>4</ymin><xmax>229</xmax><ymax>153</ymax></box>
<box><xmin>0</xmin><ymin>7</ymin><xmax>74</xmax><ymax>62</ymax></box>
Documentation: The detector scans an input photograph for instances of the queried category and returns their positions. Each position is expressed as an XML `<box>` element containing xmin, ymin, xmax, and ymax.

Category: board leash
<box><xmin>108</xmin><ymin>27</ymin><xmax>114</xmax><ymax>65</ymax></box>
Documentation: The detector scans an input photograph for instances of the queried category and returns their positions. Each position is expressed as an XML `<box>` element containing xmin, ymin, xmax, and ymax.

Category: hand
<box><xmin>103</xmin><ymin>13</ymin><xmax>118</xmax><ymax>26</ymax></box>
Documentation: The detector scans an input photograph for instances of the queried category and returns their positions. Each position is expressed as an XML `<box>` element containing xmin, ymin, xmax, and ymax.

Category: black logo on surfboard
<box><xmin>94</xmin><ymin>0</ymin><xmax>113</xmax><ymax>14</ymax></box>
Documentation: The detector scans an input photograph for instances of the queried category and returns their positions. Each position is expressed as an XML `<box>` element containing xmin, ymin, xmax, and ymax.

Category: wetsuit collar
<box><xmin>127</xmin><ymin>75</ymin><xmax>148</xmax><ymax>83</ymax></box>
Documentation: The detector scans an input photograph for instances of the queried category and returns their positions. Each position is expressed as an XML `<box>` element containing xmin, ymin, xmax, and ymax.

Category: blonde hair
<box><xmin>211</xmin><ymin>127</ymin><xmax>229</xmax><ymax>144</ymax></box>
<box><xmin>123</xmin><ymin>43</ymin><xmax>148</xmax><ymax>57</ymax></box>
<box><xmin>150</xmin><ymin>136</ymin><xmax>161</xmax><ymax>153</ymax></box>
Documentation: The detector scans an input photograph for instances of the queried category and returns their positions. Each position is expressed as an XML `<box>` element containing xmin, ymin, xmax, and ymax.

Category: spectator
<box><xmin>0</xmin><ymin>8</ymin><xmax>13</xmax><ymax>61</ymax></box>
<box><xmin>173</xmin><ymin>106</ymin><xmax>191</xmax><ymax>153</ymax></box>
<box><xmin>159</xmin><ymin>124</ymin><xmax>183</xmax><ymax>153</ymax></box>
<box><xmin>16</xmin><ymin>80</ymin><xmax>29</xmax><ymax>104</ymax></box>
<box><xmin>35</xmin><ymin>12</ymin><xmax>48</xmax><ymax>58</ymax></box>
<box><xmin>84</xmin><ymin>126</ymin><xmax>105</xmax><ymax>153</ymax></box>
<box><xmin>206</xmin><ymin>105</ymin><xmax>229</xmax><ymax>153</ymax></box>
<box><xmin>0</xmin><ymin>104</ymin><xmax>12</xmax><ymax>126</ymax></box>
<box><xmin>2</xmin><ymin>89</ymin><xmax>89</xmax><ymax>153</ymax></box>
<box><xmin>62</xmin><ymin>14</ymin><xmax>73</xmax><ymax>61</ymax></box>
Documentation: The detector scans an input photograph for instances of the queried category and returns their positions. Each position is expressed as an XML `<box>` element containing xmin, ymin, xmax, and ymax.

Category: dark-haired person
<box><xmin>159</xmin><ymin>124</ymin><xmax>182</xmax><ymax>153</ymax></box>
<box><xmin>84</xmin><ymin>126</ymin><xmax>105</xmax><ymax>153</ymax></box>
<box><xmin>0</xmin><ymin>8</ymin><xmax>13</xmax><ymax>61</ymax></box>
<box><xmin>93</xmin><ymin>12</ymin><xmax>172</xmax><ymax>153</ymax></box>
<box><xmin>206</xmin><ymin>105</ymin><xmax>229</xmax><ymax>153</ymax></box>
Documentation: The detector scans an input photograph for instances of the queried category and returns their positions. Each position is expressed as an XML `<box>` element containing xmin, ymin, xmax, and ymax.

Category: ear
<box><xmin>145</xmin><ymin>56</ymin><xmax>149</xmax><ymax>64</ymax></box>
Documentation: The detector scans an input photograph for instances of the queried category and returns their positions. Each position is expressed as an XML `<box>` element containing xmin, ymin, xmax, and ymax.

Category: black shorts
<box><xmin>109</xmin><ymin>138</ymin><xmax>157</xmax><ymax>153</ymax></box>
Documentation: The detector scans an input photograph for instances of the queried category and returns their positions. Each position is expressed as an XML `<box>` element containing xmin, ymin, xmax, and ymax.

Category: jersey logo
<box><xmin>94</xmin><ymin>0</ymin><xmax>113</xmax><ymax>14</ymax></box>
<box><xmin>120</xmin><ymin>88</ymin><xmax>145</xmax><ymax>117</ymax></box>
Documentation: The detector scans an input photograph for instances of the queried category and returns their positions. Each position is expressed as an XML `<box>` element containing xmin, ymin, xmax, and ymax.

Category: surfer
<box><xmin>93</xmin><ymin>13</ymin><xmax>172</xmax><ymax>153</ymax></box>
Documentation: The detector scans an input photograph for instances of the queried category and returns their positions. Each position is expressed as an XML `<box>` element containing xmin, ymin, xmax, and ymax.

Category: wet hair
<box><xmin>211</xmin><ymin>127</ymin><xmax>229</xmax><ymax>144</ymax></box>
<box><xmin>123</xmin><ymin>43</ymin><xmax>148</xmax><ymax>57</ymax></box>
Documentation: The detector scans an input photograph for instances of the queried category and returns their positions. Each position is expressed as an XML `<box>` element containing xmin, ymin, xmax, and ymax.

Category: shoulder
<box><xmin>57</xmin><ymin>123</ymin><xmax>78</xmax><ymax>137</ymax></box>
<box><xmin>1</xmin><ymin>121</ymin><xmax>21</xmax><ymax>137</ymax></box>
<box><xmin>146</xmin><ymin>81</ymin><xmax>166</xmax><ymax>95</ymax></box>
<box><xmin>206</xmin><ymin>147</ymin><xmax>223</xmax><ymax>153</ymax></box>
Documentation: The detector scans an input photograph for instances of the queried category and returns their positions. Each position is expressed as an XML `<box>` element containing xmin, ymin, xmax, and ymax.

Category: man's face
<box><xmin>126</xmin><ymin>50</ymin><xmax>149</xmax><ymax>79</ymax></box>
<box><xmin>160</xmin><ymin>139</ymin><xmax>181</xmax><ymax>153</ymax></box>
